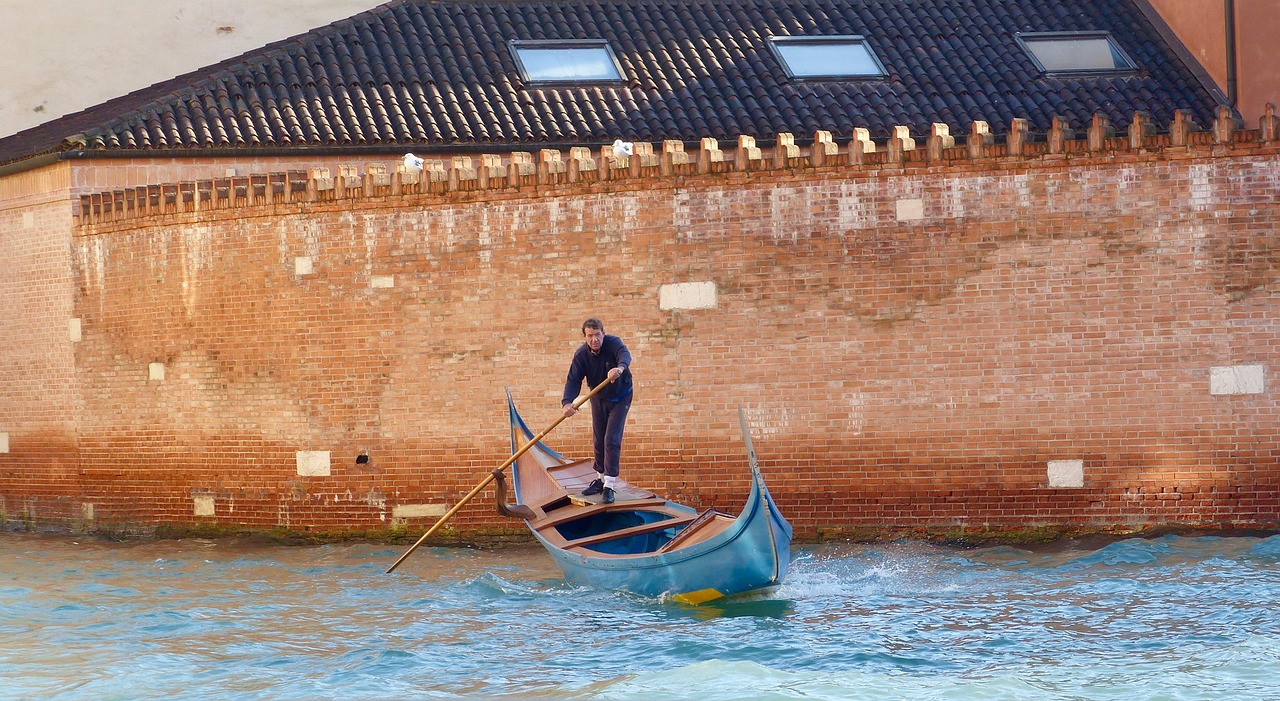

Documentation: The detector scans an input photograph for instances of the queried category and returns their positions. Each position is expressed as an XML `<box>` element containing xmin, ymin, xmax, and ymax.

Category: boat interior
<box><xmin>513</xmin><ymin>452</ymin><xmax>736</xmax><ymax>557</ymax></box>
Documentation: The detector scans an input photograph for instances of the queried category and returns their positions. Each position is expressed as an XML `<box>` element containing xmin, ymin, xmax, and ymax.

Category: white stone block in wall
<box><xmin>0</xmin><ymin>432</ymin><xmax>8</xmax><ymax>453</ymax></box>
<box><xmin>81</xmin><ymin>502</ymin><xmax>95</xmax><ymax>521</ymax></box>
<box><xmin>193</xmin><ymin>496</ymin><xmax>215</xmax><ymax>517</ymax></box>
<box><xmin>1209</xmin><ymin>364</ymin><xmax>1265</xmax><ymax>395</ymax></box>
<box><xmin>296</xmin><ymin>450</ymin><xmax>332</xmax><ymax>477</ymax></box>
<box><xmin>295</xmin><ymin>256</ymin><xmax>314</xmax><ymax>275</ymax></box>
<box><xmin>392</xmin><ymin>504</ymin><xmax>447</xmax><ymax>519</ymax></box>
<box><xmin>370</xmin><ymin>275</ymin><xmax>395</xmax><ymax>288</ymax></box>
<box><xmin>23</xmin><ymin>212</ymin><xmax>34</xmax><ymax>228</ymax></box>
<box><xmin>896</xmin><ymin>198</ymin><xmax>924</xmax><ymax>221</ymax></box>
<box><xmin>148</xmin><ymin>362</ymin><xmax>165</xmax><ymax>381</ymax></box>
<box><xmin>1047</xmin><ymin>459</ymin><xmax>1084</xmax><ymax>488</ymax></box>
<box><xmin>659</xmin><ymin>281</ymin><xmax>717</xmax><ymax>310</ymax></box>
<box><xmin>68</xmin><ymin>318</ymin><xmax>82</xmax><ymax>342</ymax></box>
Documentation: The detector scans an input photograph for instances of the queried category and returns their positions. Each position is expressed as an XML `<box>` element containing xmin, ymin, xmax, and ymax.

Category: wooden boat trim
<box><xmin>522</xmin><ymin>491</ymin><xmax>583</xmax><ymax>517</ymax></box>
<box><xmin>655</xmin><ymin>508</ymin><xmax>729</xmax><ymax>553</ymax></box>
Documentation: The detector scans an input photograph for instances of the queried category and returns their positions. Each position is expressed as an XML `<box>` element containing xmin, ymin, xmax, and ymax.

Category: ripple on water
<box><xmin>2</xmin><ymin>534</ymin><xmax>1280</xmax><ymax>700</ymax></box>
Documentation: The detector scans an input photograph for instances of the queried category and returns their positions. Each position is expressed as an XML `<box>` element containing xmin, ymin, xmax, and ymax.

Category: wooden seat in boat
<box><xmin>529</xmin><ymin>496</ymin><xmax>670</xmax><ymax>527</ymax></box>
<box><xmin>561</xmin><ymin>513</ymin><xmax>699</xmax><ymax>549</ymax></box>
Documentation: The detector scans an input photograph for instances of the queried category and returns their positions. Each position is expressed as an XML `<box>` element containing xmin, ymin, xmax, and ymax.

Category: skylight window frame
<box><xmin>767</xmin><ymin>35</ymin><xmax>888</xmax><ymax>81</ymax></box>
<box><xmin>509</xmin><ymin>39</ymin><xmax>627</xmax><ymax>86</ymax></box>
<box><xmin>1015</xmin><ymin>31</ymin><xmax>1138</xmax><ymax>76</ymax></box>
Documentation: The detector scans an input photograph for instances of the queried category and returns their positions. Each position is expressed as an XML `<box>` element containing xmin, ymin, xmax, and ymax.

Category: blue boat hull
<box><xmin>507</xmin><ymin>394</ymin><xmax>792</xmax><ymax>603</ymax></box>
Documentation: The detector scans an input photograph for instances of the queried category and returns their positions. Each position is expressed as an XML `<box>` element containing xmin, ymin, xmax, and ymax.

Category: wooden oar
<box><xmin>385</xmin><ymin>376</ymin><xmax>615</xmax><ymax>574</ymax></box>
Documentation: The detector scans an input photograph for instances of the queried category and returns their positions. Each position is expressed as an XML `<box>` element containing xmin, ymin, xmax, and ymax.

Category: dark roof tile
<box><xmin>0</xmin><ymin>0</ymin><xmax>1224</xmax><ymax>165</ymax></box>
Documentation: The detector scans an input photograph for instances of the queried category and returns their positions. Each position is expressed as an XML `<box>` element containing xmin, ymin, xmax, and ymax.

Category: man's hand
<box><xmin>563</xmin><ymin>404</ymin><xmax>578</xmax><ymax>418</ymax></box>
<box><xmin>607</xmin><ymin>367</ymin><xmax>623</xmax><ymax>382</ymax></box>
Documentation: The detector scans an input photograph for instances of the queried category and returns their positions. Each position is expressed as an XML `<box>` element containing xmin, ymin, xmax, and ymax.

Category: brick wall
<box><xmin>0</xmin><ymin>163</ymin><xmax>82</xmax><ymax>526</ymax></box>
<box><xmin>2</xmin><ymin>117</ymin><xmax>1278</xmax><ymax>540</ymax></box>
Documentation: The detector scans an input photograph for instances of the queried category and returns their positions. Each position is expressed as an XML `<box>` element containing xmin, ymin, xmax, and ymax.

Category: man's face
<box><xmin>584</xmin><ymin>327</ymin><xmax>604</xmax><ymax>352</ymax></box>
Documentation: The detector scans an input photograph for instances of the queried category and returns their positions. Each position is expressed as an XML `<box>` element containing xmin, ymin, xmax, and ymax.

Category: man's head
<box><xmin>582</xmin><ymin>318</ymin><xmax>605</xmax><ymax>352</ymax></box>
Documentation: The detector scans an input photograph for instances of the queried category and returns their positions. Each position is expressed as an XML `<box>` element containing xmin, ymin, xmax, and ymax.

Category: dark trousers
<box><xmin>590</xmin><ymin>392</ymin><xmax>632</xmax><ymax>478</ymax></box>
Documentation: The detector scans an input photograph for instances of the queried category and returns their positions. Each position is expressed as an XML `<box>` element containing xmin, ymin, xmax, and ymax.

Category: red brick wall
<box><xmin>2</xmin><ymin>126</ymin><xmax>1278</xmax><ymax>540</ymax></box>
<box><xmin>0</xmin><ymin>164</ymin><xmax>82</xmax><ymax>526</ymax></box>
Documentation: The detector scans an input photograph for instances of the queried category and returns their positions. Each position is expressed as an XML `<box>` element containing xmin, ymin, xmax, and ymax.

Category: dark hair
<box><xmin>582</xmin><ymin>318</ymin><xmax>604</xmax><ymax>334</ymax></box>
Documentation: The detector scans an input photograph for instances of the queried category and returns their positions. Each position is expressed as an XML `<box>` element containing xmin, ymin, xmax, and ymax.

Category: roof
<box><xmin>0</xmin><ymin>0</ymin><xmax>1224</xmax><ymax>168</ymax></box>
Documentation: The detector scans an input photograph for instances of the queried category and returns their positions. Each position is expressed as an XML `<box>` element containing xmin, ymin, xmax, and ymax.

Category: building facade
<box><xmin>1</xmin><ymin>0</ymin><xmax>1274</xmax><ymax>540</ymax></box>
<box><xmin>4</xmin><ymin>110</ymin><xmax>1278</xmax><ymax>540</ymax></box>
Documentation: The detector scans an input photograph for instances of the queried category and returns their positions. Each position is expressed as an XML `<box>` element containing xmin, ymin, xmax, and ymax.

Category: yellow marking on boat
<box><xmin>671</xmin><ymin>588</ymin><xmax>724</xmax><ymax>605</ymax></box>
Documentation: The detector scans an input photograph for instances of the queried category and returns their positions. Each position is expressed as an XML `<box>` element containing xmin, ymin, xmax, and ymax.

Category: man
<box><xmin>562</xmin><ymin>318</ymin><xmax>633</xmax><ymax>504</ymax></box>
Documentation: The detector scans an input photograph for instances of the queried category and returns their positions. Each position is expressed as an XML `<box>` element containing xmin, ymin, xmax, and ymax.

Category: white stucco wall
<box><xmin>0</xmin><ymin>0</ymin><xmax>380</xmax><ymax>138</ymax></box>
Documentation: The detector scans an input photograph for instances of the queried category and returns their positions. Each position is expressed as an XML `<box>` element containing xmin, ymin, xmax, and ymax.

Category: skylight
<box><xmin>1017</xmin><ymin>32</ymin><xmax>1136</xmax><ymax>74</ymax></box>
<box><xmin>769</xmin><ymin>36</ymin><xmax>886</xmax><ymax>80</ymax></box>
<box><xmin>510</xmin><ymin>41</ymin><xmax>625</xmax><ymax>84</ymax></box>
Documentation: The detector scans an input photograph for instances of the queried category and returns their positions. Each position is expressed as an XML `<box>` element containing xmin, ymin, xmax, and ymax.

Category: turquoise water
<box><xmin>2</xmin><ymin>533</ymin><xmax>1278</xmax><ymax>700</ymax></box>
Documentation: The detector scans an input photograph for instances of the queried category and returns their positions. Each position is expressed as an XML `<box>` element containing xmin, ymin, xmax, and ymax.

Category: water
<box><xmin>2</xmin><ymin>533</ymin><xmax>1278</xmax><ymax>700</ymax></box>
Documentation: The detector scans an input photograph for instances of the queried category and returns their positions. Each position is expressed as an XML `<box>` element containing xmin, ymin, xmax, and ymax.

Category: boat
<box><xmin>496</xmin><ymin>391</ymin><xmax>793</xmax><ymax>604</ymax></box>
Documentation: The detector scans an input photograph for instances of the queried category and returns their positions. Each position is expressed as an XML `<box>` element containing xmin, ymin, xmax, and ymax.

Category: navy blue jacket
<box><xmin>563</xmin><ymin>334</ymin><xmax>633</xmax><ymax>405</ymax></box>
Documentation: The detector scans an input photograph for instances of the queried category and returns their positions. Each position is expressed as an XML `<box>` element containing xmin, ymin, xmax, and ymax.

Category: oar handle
<box><xmin>385</xmin><ymin>376</ymin><xmax>615</xmax><ymax>574</ymax></box>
